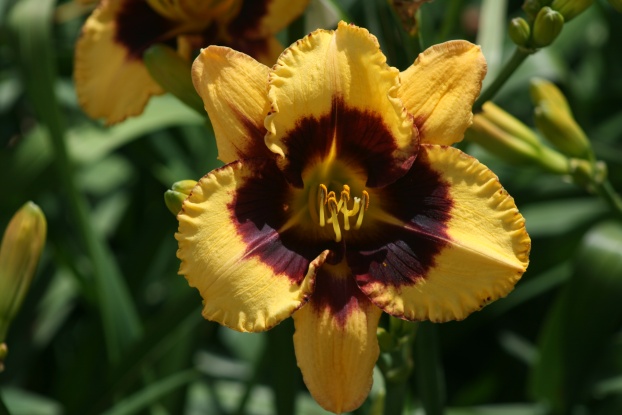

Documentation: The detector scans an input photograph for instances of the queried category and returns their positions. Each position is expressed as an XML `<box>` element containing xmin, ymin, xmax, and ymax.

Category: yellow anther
<box><xmin>354</xmin><ymin>191</ymin><xmax>369</xmax><ymax>230</ymax></box>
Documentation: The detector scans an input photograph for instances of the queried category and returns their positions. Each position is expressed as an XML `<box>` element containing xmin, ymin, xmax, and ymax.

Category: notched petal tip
<box><xmin>400</xmin><ymin>40</ymin><xmax>487</xmax><ymax>146</ymax></box>
<box><xmin>355</xmin><ymin>145</ymin><xmax>529</xmax><ymax>323</ymax></box>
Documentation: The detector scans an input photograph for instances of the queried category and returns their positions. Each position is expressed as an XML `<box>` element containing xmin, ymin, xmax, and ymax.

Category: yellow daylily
<box><xmin>176</xmin><ymin>22</ymin><xmax>531</xmax><ymax>413</ymax></box>
<box><xmin>74</xmin><ymin>0</ymin><xmax>309</xmax><ymax>124</ymax></box>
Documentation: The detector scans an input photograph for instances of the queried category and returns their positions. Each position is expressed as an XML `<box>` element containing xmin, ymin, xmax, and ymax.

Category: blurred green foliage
<box><xmin>1</xmin><ymin>0</ymin><xmax>622</xmax><ymax>414</ymax></box>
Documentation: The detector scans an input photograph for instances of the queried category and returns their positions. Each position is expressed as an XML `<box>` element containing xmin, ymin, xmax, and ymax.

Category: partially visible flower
<box><xmin>74</xmin><ymin>0</ymin><xmax>309</xmax><ymax>124</ymax></box>
<box><xmin>177</xmin><ymin>22</ymin><xmax>530</xmax><ymax>413</ymax></box>
<box><xmin>0</xmin><ymin>202</ymin><xmax>47</xmax><ymax>344</ymax></box>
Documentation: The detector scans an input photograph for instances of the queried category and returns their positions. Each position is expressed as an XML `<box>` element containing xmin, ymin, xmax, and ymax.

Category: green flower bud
<box><xmin>143</xmin><ymin>44</ymin><xmax>205</xmax><ymax>115</ymax></box>
<box><xmin>534</xmin><ymin>102</ymin><xmax>591</xmax><ymax>158</ymax></box>
<box><xmin>529</xmin><ymin>78</ymin><xmax>572</xmax><ymax>115</ymax></box>
<box><xmin>377</xmin><ymin>327</ymin><xmax>397</xmax><ymax>353</ymax></box>
<box><xmin>550</xmin><ymin>0</ymin><xmax>594</xmax><ymax>21</ymax></box>
<box><xmin>466</xmin><ymin>102</ymin><xmax>569</xmax><ymax>174</ymax></box>
<box><xmin>532</xmin><ymin>7</ymin><xmax>564</xmax><ymax>47</ymax></box>
<box><xmin>523</xmin><ymin>0</ymin><xmax>550</xmax><ymax>19</ymax></box>
<box><xmin>0</xmin><ymin>202</ymin><xmax>47</xmax><ymax>343</ymax></box>
<box><xmin>164</xmin><ymin>180</ymin><xmax>198</xmax><ymax>216</ymax></box>
<box><xmin>608</xmin><ymin>0</ymin><xmax>622</xmax><ymax>13</ymax></box>
<box><xmin>0</xmin><ymin>343</ymin><xmax>7</xmax><ymax>372</ymax></box>
<box><xmin>509</xmin><ymin>17</ymin><xmax>531</xmax><ymax>47</ymax></box>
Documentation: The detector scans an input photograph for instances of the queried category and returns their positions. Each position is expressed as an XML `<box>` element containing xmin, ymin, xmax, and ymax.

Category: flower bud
<box><xmin>164</xmin><ymin>180</ymin><xmax>198</xmax><ymax>216</ymax></box>
<box><xmin>523</xmin><ymin>0</ymin><xmax>550</xmax><ymax>19</ymax></box>
<box><xmin>530</xmin><ymin>78</ymin><xmax>572</xmax><ymax>115</ymax></box>
<box><xmin>377</xmin><ymin>327</ymin><xmax>397</xmax><ymax>353</ymax></box>
<box><xmin>534</xmin><ymin>102</ymin><xmax>591</xmax><ymax>158</ymax></box>
<box><xmin>0</xmin><ymin>342</ymin><xmax>7</xmax><ymax>372</ymax></box>
<box><xmin>143</xmin><ymin>44</ymin><xmax>205</xmax><ymax>115</ymax></box>
<box><xmin>509</xmin><ymin>17</ymin><xmax>531</xmax><ymax>48</ymax></box>
<box><xmin>0</xmin><ymin>202</ymin><xmax>47</xmax><ymax>343</ymax></box>
<box><xmin>608</xmin><ymin>0</ymin><xmax>622</xmax><ymax>13</ymax></box>
<box><xmin>466</xmin><ymin>102</ymin><xmax>569</xmax><ymax>174</ymax></box>
<box><xmin>532</xmin><ymin>7</ymin><xmax>564</xmax><ymax>47</ymax></box>
<box><xmin>550</xmin><ymin>0</ymin><xmax>594</xmax><ymax>21</ymax></box>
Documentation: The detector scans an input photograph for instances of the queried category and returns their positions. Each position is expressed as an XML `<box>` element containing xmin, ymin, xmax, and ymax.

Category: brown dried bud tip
<box><xmin>388</xmin><ymin>0</ymin><xmax>434</xmax><ymax>36</ymax></box>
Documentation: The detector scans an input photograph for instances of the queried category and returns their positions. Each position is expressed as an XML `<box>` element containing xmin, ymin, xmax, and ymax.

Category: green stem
<box><xmin>414</xmin><ymin>323</ymin><xmax>445</xmax><ymax>415</ymax></box>
<box><xmin>474</xmin><ymin>47</ymin><xmax>532</xmax><ymax>112</ymax></box>
<box><xmin>383</xmin><ymin>379</ymin><xmax>408</xmax><ymax>415</ymax></box>
<box><xmin>595</xmin><ymin>180</ymin><xmax>622</xmax><ymax>219</ymax></box>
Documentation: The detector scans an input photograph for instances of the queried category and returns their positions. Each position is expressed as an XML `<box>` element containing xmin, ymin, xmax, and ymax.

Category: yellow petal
<box><xmin>355</xmin><ymin>145</ymin><xmax>530</xmax><ymax>322</ymax></box>
<box><xmin>176</xmin><ymin>159</ymin><xmax>327</xmax><ymax>331</ymax></box>
<box><xmin>399</xmin><ymin>40</ymin><xmax>487</xmax><ymax>145</ymax></box>
<box><xmin>192</xmin><ymin>46</ymin><xmax>272</xmax><ymax>163</ymax></box>
<box><xmin>293</xmin><ymin>261</ymin><xmax>382</xmax><ymax>413</ymax></box>
<box><xmin>265</xmin><ymin>21</ymin><xmax>415</xmax><ymax>187</ymax></box>
<box><xmin>74</xmin><ymin>0</ymin><xmax>168</xmax><ymax>124</ymax></box>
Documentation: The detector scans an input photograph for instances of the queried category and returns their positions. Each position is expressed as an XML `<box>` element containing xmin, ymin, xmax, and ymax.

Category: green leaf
<box><xmin>529</xmin><ymin>221</ymin><xmax>622</xmax><ymax>412</ymax></box>
<box><xmin>521</xmin><ymin>198</ymin><xmax>609</xmax><ymax>238</ymax></box>
<box><xmin>477</xmin><ymin>0</ymin><xmax>508</xmax><ymax>86</ymax></box>
<box><xmin>6</xmin><ymin>0</ymin><xmax>141</xmax><ymax>362</ymax></box>
<box><xmin>1</xmin><ymin>388</ymin><xmax>62</xmax><ymax>415</ymax></box>
<box><xmin>100</xmin><ymin>370</ymin><xmax>201</xmax><ymax>415</ymax></box>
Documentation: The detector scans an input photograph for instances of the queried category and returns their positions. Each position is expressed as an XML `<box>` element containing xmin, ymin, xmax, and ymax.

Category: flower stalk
<box><xmin>377</xmin><ymin>318</ymin><xmax>418</xmax><ymax>415</ymax></box>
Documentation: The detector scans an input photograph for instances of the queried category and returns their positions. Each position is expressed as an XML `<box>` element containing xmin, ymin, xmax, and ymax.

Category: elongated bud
<box><xmin>0</xmin><ymin>342</ymin><xmax>7</xmax><ymax>372</ymax></box>
<box><xmin>165</xmin><ymin>180</ymin><xmax>198</xmax><ymax>216</ymax></box>
<box><xmin>0</xmin><ymin>202</ymin><xmax>47</xmax><ymax>343</ymax></box>
<box><xmin>550</xmin><ymin>0</ymin><xmax>594</xmax><ymax>21</ymax></box>
<box><xmin>534</xmin><ymin>102</ymin><xmax>591</xmax><ymax>158</ymax></box>
<box><xmin>467</xmin><ymin>112</ymin><xmax>542</xmax><ymax>165</ymax></box>
<box><xmin>143</xmin><ymin>44</ymin><xmax>205</xmax><ymax>115</ymax></box>
<box><xmin>466</xmin><ymin>102</ymin><xmax>569</xmax><ymax>174</ymax></box>
<box><xmin>532</xmin><ymin>7</ymin><xmax>564</xmax><ymax>47</ymax></box>
<box><xmin>509</xmin><ymin>17</ymin><xmax>531</xmax><ymax>47</ymax></box>
<box><xmin>608</xmin><ymin>0</ymin><xmax>622</xmax><ymax>13</ymax></box>
<box><xmin>530</xmin><ymin>78</ymin><xmax>572</xmax><ymax>115</ymax></box>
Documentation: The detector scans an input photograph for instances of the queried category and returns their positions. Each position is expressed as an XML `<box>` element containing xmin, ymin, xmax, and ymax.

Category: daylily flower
<box><xmin>74</xmin><ymin>0</ymin><xmax>309</xmax><ymax>124</ymax></box>
<box><xmin>176</xmin><ymin>22</ymin><xmax>531</xmax><ymax>413</ymax></box>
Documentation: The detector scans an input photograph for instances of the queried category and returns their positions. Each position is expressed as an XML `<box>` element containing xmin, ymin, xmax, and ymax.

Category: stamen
<box><xmin>316</xmin><ymin>184</ymin><xmax>370</xmax><ymax>241</ymax></box>
<box><xmin>317</xmin><ymin>184</ymin><xmax>327</xmax><ymax>227</ymax></box>
<box><xmin>327</xmin><ymin>197</ymin><xmax>341</xmax><ymax>242</ymax></box>
<box><xmin>354</xmin><ymin>191</ymin><xmax>369</xmax><ymax>230</ymax></box>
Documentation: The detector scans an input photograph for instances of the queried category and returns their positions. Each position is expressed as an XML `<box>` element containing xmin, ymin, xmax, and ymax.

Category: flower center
<box><xmin>313</xmin><ymin>184</ymin><xmax>369</xmax><ymax>243</ymax></box>
<box><xmin>147</xmin><ymin>0</ymin><xmax>242</xmax><ymax>25</ymax></box>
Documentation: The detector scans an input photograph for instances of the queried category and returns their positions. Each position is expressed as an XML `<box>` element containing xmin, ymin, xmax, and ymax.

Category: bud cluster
<box><xmin>466</xmin><ymin>78</ymin><xmax>601</xmax><ymax>189</ymax></box>
<box><xmin>509</xmin><ymin>0</ymin><xmax>595</xmax><ymax>50</ymax></box>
